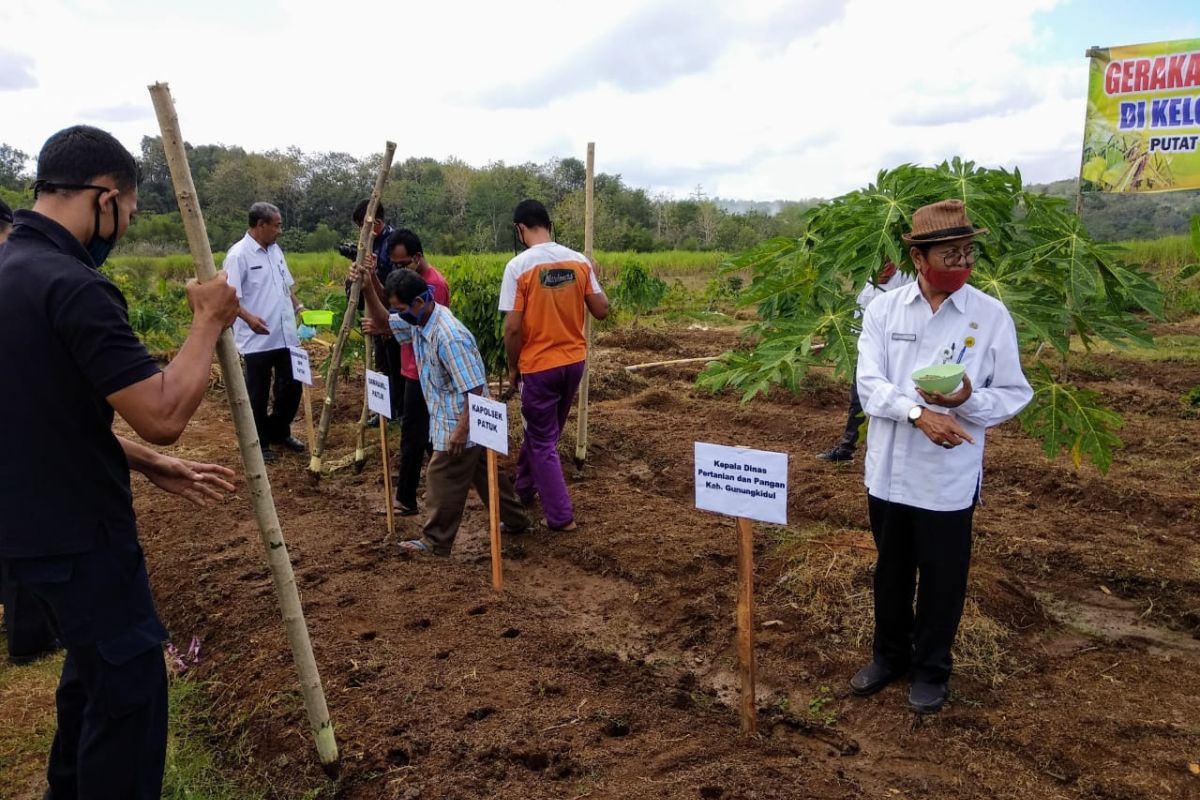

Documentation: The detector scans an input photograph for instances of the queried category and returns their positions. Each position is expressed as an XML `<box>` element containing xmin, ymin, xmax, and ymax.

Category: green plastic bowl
<box><xmin>912</xmin><ymin>363</ymin><xmax>965</xmax><ymax>395</ymax></box>
<box><xmin>301</xmin><ymin>309</ymin><xmax>334</xmax><ymax>326</ymax></box>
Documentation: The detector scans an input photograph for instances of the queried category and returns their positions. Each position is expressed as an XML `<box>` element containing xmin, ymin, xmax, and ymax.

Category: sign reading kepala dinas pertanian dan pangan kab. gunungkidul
<box><xmin>1081</xmin><ymin>38</ymin><xmax>1200</xmax><ymax>193</ymax></box>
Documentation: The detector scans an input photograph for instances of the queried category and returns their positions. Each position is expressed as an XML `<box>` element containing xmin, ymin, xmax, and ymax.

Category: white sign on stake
<box><xmin>468</xmin><ymin>394</ymin><xmax>508</xmax><ymax>455</ymax></box>
<box><xmin>366</xmin><ymin>369</ymin><xmax>391</xmax><ymax>419</ymax></box>
<box><xmin>694</xmin><ymin>442</ymin><xmax>788</xmax><ymax>525</ymax></box>
<box><xmin>289</xmin><ymin>346</ymin><xmax>312</xmax><ymax>386</ymax></box>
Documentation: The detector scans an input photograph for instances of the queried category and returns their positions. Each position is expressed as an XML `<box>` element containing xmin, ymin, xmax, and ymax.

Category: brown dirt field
<box><xmin>8</xmin><ymin>322</ymin><xmax>1200</xmax><ymax>799</ymax></box>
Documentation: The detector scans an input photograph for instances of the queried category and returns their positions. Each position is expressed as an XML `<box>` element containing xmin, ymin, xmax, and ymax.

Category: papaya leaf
<box><xmin>1018</xmin><ymin>364</ymin><xmax>1123</xmax><ymax>473</ymax></box>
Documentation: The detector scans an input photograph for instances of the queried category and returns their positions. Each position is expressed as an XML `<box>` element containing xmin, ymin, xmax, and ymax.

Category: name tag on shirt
<box><xmin>891</xmin><ymin>332</ymin><xmax>917</xmax><ymax>342</ymax></box>
<box><xmin>250</xmin><ymin>265</ymin><xmax>263</xmax><ymax>270</ymax></box>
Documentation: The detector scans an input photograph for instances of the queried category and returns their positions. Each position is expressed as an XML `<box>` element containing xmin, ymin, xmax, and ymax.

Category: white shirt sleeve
<box><xmin>498</xmin><ymin>259</ymin><xmax>519</xmax><ymax>312</ymax></box>
<box><xmin>857</xmin><ymin>300</ymin><xmax>919</xmax><ymax>424</ymax></box>
<box><xmin>223</xmin><ymin>246</ymin><xmax>245</xmax><ymax>300</ymax></box>
<box><xmin>952</xmin><ymin>312</ymin><xmax>1033</xmax><ymax>428</ymax></box>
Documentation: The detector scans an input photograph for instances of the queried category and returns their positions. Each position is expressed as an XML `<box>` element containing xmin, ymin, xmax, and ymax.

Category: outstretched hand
<box><xmin>141</xmin><ymin>455</ymin><xmax>237</xmax><ymax>507</ymax></box>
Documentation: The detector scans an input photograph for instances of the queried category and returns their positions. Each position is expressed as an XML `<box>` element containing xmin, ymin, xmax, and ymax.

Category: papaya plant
<box><xmin>610</xmin><ymin>260</ymin><xmax>667</xmax><ymax>326</ymax></box>
<box><xmin>697</xmin><ymin>158</ymin><xmax>1165</xmax><ymax>472</ymax></box>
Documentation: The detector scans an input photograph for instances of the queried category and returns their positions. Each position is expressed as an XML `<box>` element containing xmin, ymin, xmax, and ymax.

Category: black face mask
<box><xmin>34</xmin><ymin>180</ymin><xmax>121</xmax><ymax>267</ymax></box>
<box><xmin>512</xmin><ymin>225</ymin><xmax>527</xmax><ymax>255</ymax></box>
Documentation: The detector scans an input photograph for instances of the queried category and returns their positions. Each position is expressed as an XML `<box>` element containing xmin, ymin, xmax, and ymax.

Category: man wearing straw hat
<box><xmin>0</xmin><ymin>125</ymin><xmax>239</xmax><ymax>798</ymax></box>
<box><xmin>850</xmin><ymin>199</ymin><xmax>1032</xmax><ymax>714</ymax></box>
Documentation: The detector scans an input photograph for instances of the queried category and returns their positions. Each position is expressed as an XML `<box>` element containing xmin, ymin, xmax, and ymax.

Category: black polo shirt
<box><xmin>0</xmin><ymin>211</ymin><xmax>161</xmax><ymax>558</ymax></box>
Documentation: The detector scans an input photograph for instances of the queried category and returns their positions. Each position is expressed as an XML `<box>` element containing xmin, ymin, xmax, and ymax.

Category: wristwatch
<box><xmin>907</xmin><ymin>405</ymin><xmax>924</xmax><ymax>426</ymax></box>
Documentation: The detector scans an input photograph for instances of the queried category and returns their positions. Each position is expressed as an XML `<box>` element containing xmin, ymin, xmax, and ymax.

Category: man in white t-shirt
<box><xmin>222</xmin><ymin>202</ymin><xmax>306</xmax><ymax>463</ymax></box>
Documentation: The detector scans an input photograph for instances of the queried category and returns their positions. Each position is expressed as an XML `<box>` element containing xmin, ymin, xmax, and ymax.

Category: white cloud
<box><xmin>0</xmin><ymin>48</ymin><xmax>36</xmax><ymax>90</ymax></box>
<box><xmin>0</xmin><ymin>0</ymin><xmax>1091</xmax><ymax>200</ymax></box>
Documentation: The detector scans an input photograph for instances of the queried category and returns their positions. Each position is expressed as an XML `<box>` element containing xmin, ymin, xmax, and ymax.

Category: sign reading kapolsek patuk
<box><xmin>694</xmin><ymin>442</ymin><xmax>788</xmax><ymax>525</ymax></box>
<box><xmin>468</xmin><ymin>394</ymin><xmax>508</xmax><ymax>455</ymax></box>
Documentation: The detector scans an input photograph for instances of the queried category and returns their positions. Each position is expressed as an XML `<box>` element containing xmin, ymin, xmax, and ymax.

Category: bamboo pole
<box><xmin>735</xmin><ymin>516</ymin><xmax>757</xmax><ymax>734</ymax></box>
<box><xmin>354</xmin><ymin>337</ymin><xmax>373</xmax><ymax>474</ymax></box>
<box><xmin>487</xmin><ymin>449</ymin><xmax>503</xmax><ymax>591</ymax></box>
<box><xmin>573</xmin><ymin>142</ymin><xmax>595</xmax><ymax>472</ymax></box>
<box><xmin>148</xmin><ymin>83</ymin><xmax>339</xmax><ymax>772</ymax></box>
<box><xmin>310</xmin><ymin>143</ymin><xmax>397</xmax><ymax>479</ymax></box>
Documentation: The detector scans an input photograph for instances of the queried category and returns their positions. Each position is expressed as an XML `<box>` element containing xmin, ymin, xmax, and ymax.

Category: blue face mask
<box><xmin>398</xmin><ymin>288</ymin><xmax>434</xmax><ymax>326</ymax></box>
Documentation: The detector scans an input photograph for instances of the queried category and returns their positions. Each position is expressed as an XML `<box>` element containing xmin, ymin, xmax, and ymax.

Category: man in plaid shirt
<box><xmin>357</xmin><ymin>265</ymin><xmax>530</xmax><ymax>555</ymax></box>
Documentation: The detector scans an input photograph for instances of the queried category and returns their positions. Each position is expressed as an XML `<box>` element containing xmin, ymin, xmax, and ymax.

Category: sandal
<box><xmin>543</xmin><ymin>518</ymin><xmax>578</xmax><ymax>532</ymax></box>
<box><xmin>500</xmin><ymin>522</ymin><xmax>531</xmax><ymax>535</ymax></box>
<box><xmin>398</xmin><ymin>539</ymin><xmax>432</xmax><ymax>554</ymax></box>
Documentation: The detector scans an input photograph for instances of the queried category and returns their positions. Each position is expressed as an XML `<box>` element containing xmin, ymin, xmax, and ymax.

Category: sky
<box><xmin>1</xmin><ymin>0</ymin><xmax>1197</xmax><ymax>201</ymax></box>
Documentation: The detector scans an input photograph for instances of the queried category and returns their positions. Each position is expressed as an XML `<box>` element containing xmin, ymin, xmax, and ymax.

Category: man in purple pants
<box><xmin>500</xmin><ymin>200</ymin><xmax>609</xmax><ymax>531</ymax></box>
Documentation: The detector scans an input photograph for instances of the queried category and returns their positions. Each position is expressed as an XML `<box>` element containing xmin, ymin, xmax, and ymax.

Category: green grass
<box><xmin>1116</xmin><ymin>236</ymin><xmax>1200</xmax><ymax>320</ymax></box>
<box><xmin>1072</xmin><ymin>333</ymin><xmax>1200</xmax><ymax>362</ymax></box>
<box><xmin>0</xmin><ymin>637</ymin><xmax>267</xmax><ymax>800</ymax></box>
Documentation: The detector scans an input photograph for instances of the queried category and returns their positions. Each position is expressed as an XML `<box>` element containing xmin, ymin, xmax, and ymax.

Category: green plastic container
<box><xmin>301</xmin><ymin>309</ymin><xmax>334</xmax><ymax>327</ymax></box>
<box><xmin>912</xmin><ymin>363</ymin><xmax>965</xmax><ymax>394</ymax></box>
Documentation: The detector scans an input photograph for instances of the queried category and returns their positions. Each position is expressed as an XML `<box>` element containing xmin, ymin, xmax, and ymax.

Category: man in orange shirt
<box><xmin>500</xmin><ymin>200</ymin><xmax>609</xmax><ymax>531</ymax></box>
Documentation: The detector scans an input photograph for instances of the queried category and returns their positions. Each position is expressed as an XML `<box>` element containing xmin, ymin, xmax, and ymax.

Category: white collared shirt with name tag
<box><xmin>856</xmin><ymin>281</ymin><xmax>1033</xmax><ymax>512</ymax></box>
<box><xmin>223</xmin><ymin>232</ymin><xmax>299</xmax><ymax>355</ymax></box>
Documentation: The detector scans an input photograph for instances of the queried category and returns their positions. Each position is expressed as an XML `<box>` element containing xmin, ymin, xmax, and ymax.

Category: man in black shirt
<box><xmin>0</xmin><ymin>126</ymin><xmax>240</xmax><ymax>799</ymax></box>
<box><xmin>350</xmin><ymin>199</ymin><xmax>402</xmax><ymax>421</ymax></box>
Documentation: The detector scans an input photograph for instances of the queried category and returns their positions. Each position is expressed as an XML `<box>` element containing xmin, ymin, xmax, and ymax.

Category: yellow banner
<box><xmin>1081</xmin><ymin>38</ymin><xmax>1200</xmax><ymax>193</ymax></box>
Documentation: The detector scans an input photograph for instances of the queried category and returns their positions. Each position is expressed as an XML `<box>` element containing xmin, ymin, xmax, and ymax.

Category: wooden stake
<box><xmin>302</xmin><ymin>384</ymin><xmax>316</xmax><ymax>455</ymax></box>
<box><xmin>148</xmin><ymin>83</ymin><xmax>339</xmax><ymax>773</ymax></box>
<box><xmin>735</xmin><ymin>516</ymin><xmax>757</xmax><ymax>734</ymax></box>
<box><xmin>379</xmin><ymin>416</ymin><xmax>395</xmax><ymax>541</ymax></box>
<box><xmin>354</xmin><ymin>337</ymin><xmax>373</xmax><ymax>473</ymax></box>
<box><xmin>372</xmin><ymin>338</ymin><xmax>396</xmax><ymax>544</ymax></box>
<box><xmin>310</xmin><ymin>143</ymin><xmax>397</xmax><ymax>479</ymax></box>
<box><xmin>487</xmin><ymin>448</ymin><xmax>503</xmax><ymax>592</ymax></box>
<box><xmin>573</xmin><ymin>142</ymin><xmax>595</xmax><ymax>472</ymax></box>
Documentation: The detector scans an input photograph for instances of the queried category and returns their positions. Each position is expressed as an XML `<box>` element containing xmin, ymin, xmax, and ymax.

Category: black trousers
<box><xmin>867</xmin><ymin>494</ymin><xmax>975</xmax><ymax>684</ymax></box>
<box><xmin>375</xmin><ymin>335</ymin><xmax>404</xmax><ymax>419</ymax></box>
<box><xmin>840</xmin><ymin>383</ymin><xmax>865</xmax><ymax>445</ymax></box>
<box><xmin>1</xmin><ymin>570</ymin><xmax>57</xmax><ymax>659</ymax></box>
<box><xmin>2</xmin><ymin>537</ymin><xmax>169</xmax><ymax>799</ymax></box>
<box><xmin>395</xmin><ymin>376</ymin><xmax>432</xmax><ymax>510</ymax></box>
<box><xmin>244</xmin><ymin>347</ymin><xmax>302</xmax><ymax>446</ymax></box>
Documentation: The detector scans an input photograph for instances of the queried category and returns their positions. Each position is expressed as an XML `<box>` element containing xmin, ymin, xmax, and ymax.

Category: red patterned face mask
<box><xmin>923</xmin><ymin>266</ymin><xmax>971</xmax><ymax>293</ymax></box>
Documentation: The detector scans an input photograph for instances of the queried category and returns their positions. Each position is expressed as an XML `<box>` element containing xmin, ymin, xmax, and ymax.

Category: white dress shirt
<box><xmin>222</xmin><ymin>232</ymin><xmax>299</xmax><ymax>355</ymax></box>
<box><xmin>856</xmin><ymin>282</ymin><xmax>1033</xmax><ymax>511</ymax></box>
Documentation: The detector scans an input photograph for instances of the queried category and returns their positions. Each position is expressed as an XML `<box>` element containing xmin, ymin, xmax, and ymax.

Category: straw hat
<box><xmin>901</xmin><ymin>199</ymin><xmax>987</xmax><ymax>244</ymax></box>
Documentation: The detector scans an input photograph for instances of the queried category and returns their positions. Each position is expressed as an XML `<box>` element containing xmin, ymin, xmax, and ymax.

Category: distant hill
<box><xmin>1026</xmin><ymin>179</ymin><xmax>1200</xmax><ymax>241</ymax></box>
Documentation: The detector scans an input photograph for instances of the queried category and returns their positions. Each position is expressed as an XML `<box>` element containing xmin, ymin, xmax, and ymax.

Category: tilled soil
<box><xmin>21</xmin><ymin>323</ymin><xmax>1200</xmax><ymax>799</ymax></box>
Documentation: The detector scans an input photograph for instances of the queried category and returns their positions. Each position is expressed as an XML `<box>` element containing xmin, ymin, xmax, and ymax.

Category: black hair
<box><xmin>512</xmin><ymin>199</ymin><xmax>551</xmax><ymax>230</ymax></box>
<box><xmin>353</xmin><ymin>199</ymin><xmax>385</xmax><ymax>226</ymax></box>
<box><xmin>35</xmin><ymin>125</ymin><xmax>139</xmax><ymax>194</ymax></box>
<box><xmin>384</xmin><ymin>268</ymin><xmax>429</xmax><ymax>305</ymax></box>
<box><xmin>249</xmin><ymin>202</ymin><xmax>281</xmax><ymax>228</ymax></box>
<box><xmin>0</xmin><ymin>197</ymin><xmax>12</xmax><ymax>226</ymax></box>
<box><xmin>387</xmin><ymin>228</ymin><xmax>423</xmax><ymax>258</ymax></box>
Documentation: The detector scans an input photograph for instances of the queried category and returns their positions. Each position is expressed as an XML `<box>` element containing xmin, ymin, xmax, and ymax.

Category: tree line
<box><xmin>0</xmin><ymin>139</ymin><xmax>815</xmax><ymax>255</ymax></box>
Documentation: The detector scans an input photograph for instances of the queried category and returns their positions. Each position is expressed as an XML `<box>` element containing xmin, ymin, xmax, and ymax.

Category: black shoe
<box><xmin>908</xmin><ymin>681</ymin><xmax>948</xmax><ymax>714</ymax></box>
<box><xmin>279</xmin><ymin>435</ymin><xmax>306</xmax><ymax>453</ymax></box>
<box><xmin>816</xmin><ymin>444</ymin><xmax>855</xmax><ymax>462</ymax></box>
<box><xmin>260</xmin><ymin>446</ymin><xmax>278</xmax><ymax>464</ymax></box>
<box><xmin>849</xmin><ymin>661</ymin><xmax>904</xmax><ymax>696</ymax></box>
